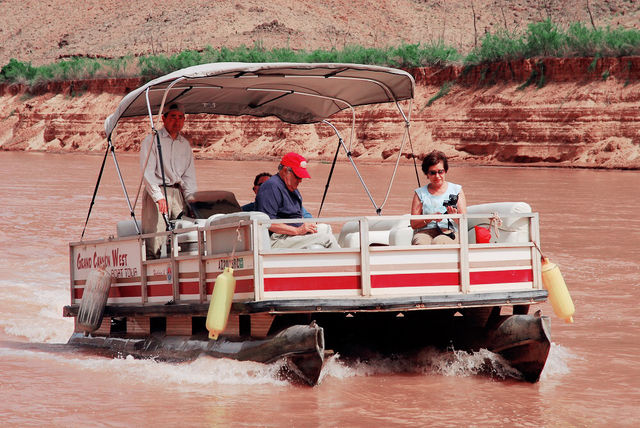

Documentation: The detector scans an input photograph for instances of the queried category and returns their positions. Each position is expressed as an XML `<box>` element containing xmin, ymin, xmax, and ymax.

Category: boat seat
<box><xmin>386</xmin><ymin>202</ymin><xmax>533</xmax><ymax>246</ymax></box>
<box><xmin>467</xmin><ymin>202</ymin><xmax>531</xmax><ymax>243</ymax></box>
<box><xmin>338</xmin><ymin>217</ymin><xmax>410</xmax><ymax>248</ymax></box>
<box><xmin>188</xmin><ymin>190</ymin><xmax>241</xmax><ymax>219</ymax></box>
<box><xmin>205</xmin><ymin>211</ymin><xmax>271</xmax><ymax>254</ymax></box>
<box><xmin>116</xmin><ymin>219</ymin><xmax>142</xmax><ymax>238</ymax></box>
<box><xmin>174</xmin><ymin>218</ymin><xmax>207</xmax><ymax>254</ymax></box>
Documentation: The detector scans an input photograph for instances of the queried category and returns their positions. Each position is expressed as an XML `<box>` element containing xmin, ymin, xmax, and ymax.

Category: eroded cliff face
<box><xmin>1</xmin><ymin>58</ymin><xmax>639</xmax><ymax>169</ymax></box>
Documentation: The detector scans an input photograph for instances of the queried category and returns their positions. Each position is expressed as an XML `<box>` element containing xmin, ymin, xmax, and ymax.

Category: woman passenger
<box><xmin>410</xmin><ymin>150</ymin><xmax>467</xmax><ymax>245</ymax></box>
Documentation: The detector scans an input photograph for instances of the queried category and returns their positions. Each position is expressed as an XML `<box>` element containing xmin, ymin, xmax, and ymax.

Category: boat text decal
<box><xmin>218</xmin><ymin>257</ymin><xmax>244</xmax><ymax>270</ymax></box>
<box><xmin>75</xmin><ymin>247</ymin><xmax>138</xmax><ymax>278</ymax></box>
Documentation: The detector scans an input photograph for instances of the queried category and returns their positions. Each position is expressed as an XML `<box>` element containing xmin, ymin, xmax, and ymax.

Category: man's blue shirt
<box><xmin>243</xmin><ymin>199</ymin><xmax>311</xmax><ymax>217</ymax></box>
<box><xmin>255</xmin><ymin>174</ymin><xmax>304</xmax><ymax>225</ymax></box>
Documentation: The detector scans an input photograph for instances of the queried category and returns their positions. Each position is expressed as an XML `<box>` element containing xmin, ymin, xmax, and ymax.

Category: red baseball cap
<box><xmin>280</xmin><ymin>152</ymin><xmax>311</xmax><ymax>179</ymax></box>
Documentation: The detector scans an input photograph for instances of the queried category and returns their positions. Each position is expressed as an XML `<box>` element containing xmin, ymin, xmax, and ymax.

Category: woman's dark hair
<box><xmin>421</xmin><ymin>150</ymin><xmax>449</xmax><ymax>175</ymax></box>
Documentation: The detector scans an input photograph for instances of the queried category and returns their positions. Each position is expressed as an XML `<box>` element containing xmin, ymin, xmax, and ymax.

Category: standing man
<box><xmin>140</xmin><ymin>103</ymin><xmax>197</xmax><ymax>258</ymax></box>
<box><xmin>256</xmin><ymin>152</ymin><xmax>338</xmax><ymax>249</ymax></box>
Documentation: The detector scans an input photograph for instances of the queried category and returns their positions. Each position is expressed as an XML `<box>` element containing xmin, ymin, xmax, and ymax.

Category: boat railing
<box><xmin>69</xmin><ymin>211</ymin><xmax>542</xmax><ymax>306</ymax></box>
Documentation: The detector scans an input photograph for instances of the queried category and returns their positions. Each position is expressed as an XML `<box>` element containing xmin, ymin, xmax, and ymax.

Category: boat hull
<box><xmin>66</xmin><ymin>307</ymin><xmax>550</xmax><ymax>384</ymax></box>
<box><xmin>67</xmin><ymin>323</ymin><xmax>325</xmax><ymax>386</ymax></box>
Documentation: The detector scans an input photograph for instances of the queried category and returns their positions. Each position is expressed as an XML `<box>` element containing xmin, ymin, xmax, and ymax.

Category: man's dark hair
<box><xmin>253</xmin><ymin>172</ymin><xmax>272</xmax><ymax>187</ymax></box>
<box><xmin>163</xmin><ymin>103</ymin><xmax>183</xmax><ymax>118</ymax></box>
<box><xmin>421</xmin><ymin>150</ymin><xmax>449</xmax><ymax>175</ymax></box>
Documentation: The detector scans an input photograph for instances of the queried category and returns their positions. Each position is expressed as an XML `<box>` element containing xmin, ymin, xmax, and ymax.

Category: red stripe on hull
<box><xmin>371</xmin><ymin>272</ymin><xmax>460</xmax><ymax>288</ymax></box>
<box><xmin>205</xmin><ymin>279</ymin><xmax>254</xmax><ymax>295</ymax></box>
<box><xmin>75</xmin><ymin>285</ymin><xmax>145</xmax><ymax>299</ymax></box>
<box><xmin>179</xmin><ymin>281</ymin><xmax>199</xmax><ymax>295</ymax></box>
<box><xmin>235</xmin><ymin>279</ymin><xmax>254</xmax><ymax>294</ymax></box>
<box><xmin>264</xmin><ymin>275</ymin><xmax>359</xmax><ymax>292</ymax></box>
<box><xmin>470</xmin><ymin>269</ymin><xmax>533</xmax><ymax>285</ymax></box>
<box><xmin>147</xmin><ymin>283</ymin><xmax>172</xmax><ymax>297</ymax></box>
<box><xmin>109</xmin><ymin>285</ymin><xmax>142</xmax><ymax>298</ymax></box>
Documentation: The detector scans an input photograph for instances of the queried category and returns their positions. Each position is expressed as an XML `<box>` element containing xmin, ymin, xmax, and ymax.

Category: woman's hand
<box><xmin>445</xmin><ymin>205</ymin><xmax>458</xmax><ymax>214</ymax></box>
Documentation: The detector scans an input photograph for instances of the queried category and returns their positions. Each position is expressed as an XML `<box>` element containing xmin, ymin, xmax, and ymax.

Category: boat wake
<box><xmin>0</xmin><ymin>279</ymin><xmax>74</xmax><ymax>344</ymax></box>
<box><xmin>0</xmin><ymin>339</ymin><xmax>574</xmax><ymax>389</ymax></box>
<box><xmin>320</xmin><ymin>345</ymin><xmax>571</xmax><ymax>382</ymax></box>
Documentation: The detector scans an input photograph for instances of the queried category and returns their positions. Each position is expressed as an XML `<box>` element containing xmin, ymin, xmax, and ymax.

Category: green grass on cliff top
<box><xmin>1</xmin><ymin>19</ymin><xmax>639</xmax><ymax>85</ymax></box>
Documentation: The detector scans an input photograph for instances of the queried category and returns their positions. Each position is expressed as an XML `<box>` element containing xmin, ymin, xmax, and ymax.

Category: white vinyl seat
<box><xmin>116</xmin><ymin>219</ymin><xmax>142</xmax><ymax>238</ymax></box>
<box><xmin>174</xmin><ymin>218</ymin><xmax>207</xmax><ymax>254</ymax></box>
<box><xmin>386</xmin><ymin>202</ymin><xmax>532</xmax><ymax>246</ymax></box>
<box><xmin>205</xmin><ymin>211</ymin><xmax>271</xmax><ymax>254</ymax></box>
<box><xmin>338</xmin><ymin>217</ymin><xmax>411</xmax><ymax>248</ymax></box>
<box><xmin>467</xmin><ymin>202</ymin><xmax>531</xmax><ymax>243</ymax></box>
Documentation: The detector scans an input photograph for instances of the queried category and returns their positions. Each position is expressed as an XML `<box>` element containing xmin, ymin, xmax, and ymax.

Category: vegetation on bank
<box><xmin>1</xmin><ymin>19</ymin><xmax>638</xmax><ymax>86</ymax></box>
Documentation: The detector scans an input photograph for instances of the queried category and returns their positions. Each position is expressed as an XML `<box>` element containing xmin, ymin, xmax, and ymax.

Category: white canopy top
<box><xmin>104</xmin><ymin>62</ymin><xmax>415</xmax><ymax>138</ymax></box>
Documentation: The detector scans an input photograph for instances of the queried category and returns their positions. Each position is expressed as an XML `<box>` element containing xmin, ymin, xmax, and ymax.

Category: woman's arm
<box><xmin>457</xmin><ymin>189</ymin><xmax>467</xmax><ymax>214</ymax></box>
<box><xmin>410</xmin><ymin>193</ymin><xmax>436</xmax><ymax>230</ymax></box>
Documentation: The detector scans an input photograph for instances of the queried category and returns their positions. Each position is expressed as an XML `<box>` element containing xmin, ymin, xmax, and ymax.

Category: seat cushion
<box><xmin>116</xmin><ymin>220</ymin><xmax>142</xmax><ymax>237</ymax></box>
<box><xmin>206</xmin><ymin>211</ymin><xmax>271</xmax><ymax>253</ymax></box>
<box><xmin>466</xmin><ymin>202</ymin><xmax>531</xmax><ymax>243</ymax></box>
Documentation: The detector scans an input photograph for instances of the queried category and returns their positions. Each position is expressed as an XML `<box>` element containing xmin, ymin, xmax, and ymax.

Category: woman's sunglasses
<box><xmin>428</xmin><ymin>169</ymin><xmax>445</xmax><ymax>176</ymax></box>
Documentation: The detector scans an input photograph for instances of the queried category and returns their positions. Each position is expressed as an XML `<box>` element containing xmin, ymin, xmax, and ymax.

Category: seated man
<box><xmin>255</xmin><ymin>152</ymin><xmax>338</xmax><ymax>249</ymax></box>
<box><xmin>243</xmin><ymin>172</ymin><xmax>312</xmax><ymax>218</ymax></box>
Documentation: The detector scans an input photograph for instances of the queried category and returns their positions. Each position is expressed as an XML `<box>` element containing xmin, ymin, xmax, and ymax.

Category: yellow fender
<box><xmin>206</xmin><ymin>267</ymin><xmax>237</xmax><ymax>340</ymax></box>
<box><xmin>541</xmin><ymin>257</ymin><xmax>575</xmax><ymax>323</ymax></box>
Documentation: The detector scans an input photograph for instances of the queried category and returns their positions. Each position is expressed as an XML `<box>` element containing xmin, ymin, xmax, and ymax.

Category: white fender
<box><xmin>77</xmin><ymin>268</ymin><xmax>112</xmax><ymax>332</ymax></box>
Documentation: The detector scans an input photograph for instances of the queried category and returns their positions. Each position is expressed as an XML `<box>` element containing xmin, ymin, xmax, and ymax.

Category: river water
<box><xmin>1</xmin><ymin>151</ymin><xmax>638</xmax><ymax>426</ymax></box>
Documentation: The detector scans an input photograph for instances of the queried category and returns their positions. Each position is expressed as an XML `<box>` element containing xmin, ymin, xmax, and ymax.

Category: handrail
<box><xmin>69</xmin><ymin>211</ymin><xmax>541</xmax><ymax>307</ymax></box>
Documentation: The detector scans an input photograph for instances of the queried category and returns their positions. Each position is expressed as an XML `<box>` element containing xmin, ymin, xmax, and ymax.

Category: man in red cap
<box><xmin>255</xmin><ymin>152</ymin><xmax>338</xmax><ymax>249</ymax></box>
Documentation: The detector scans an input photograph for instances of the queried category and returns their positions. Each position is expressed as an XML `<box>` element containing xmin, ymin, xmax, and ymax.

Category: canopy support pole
<box><xmin>317</xmin><ymin>124</ymin><xmax>342</xmax><ymax>217</ymax></box>
<box><xmin>110</xmin><ymin>140</ymin><xmax>141</xmax><ymax>235</ymax></box>
<box><xmin>80</xmin><ymin>137</ymin><xmax>141</xmax><ymax>240</ymax></box>
<box><xmin>154</xmin><ymin>131</ymin><xmax>172</xmax><ymax>231</ymax></box>
<box><xmin>80</xmin><ymin>141</ymin><xmax>110</xmax><ymax>240</ymax></box>
<box><xmin>408</xmin><ymin>129</ymin><xmax>421</xmax><ymax>188</ymax></box>
<box><xmin>323</xmin><ymin>120</ymin><xmax>383</xmax><ymax>215</ymax></box>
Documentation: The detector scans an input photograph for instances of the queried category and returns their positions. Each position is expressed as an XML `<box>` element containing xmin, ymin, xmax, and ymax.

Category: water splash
<box><xmin>319</xmin><ymin>347</ymin><xmax>523</xmax><ymax>382</ymax></box>
<box><xmin>540</xmin><ymin>342</ymin><xmax>577</xmax><ymax>380</ymax></box>
<box><xmin>0</xmin><ymin>279</ymin><xmax>74</xmax><ymax>343</ymax></box>
<box><xmin>110</xmin><ymin>355</ymin><xmax>291</xmax><ymax>389</ymax></box>
<box><xmin>0</xmin><ymin>346</ymin><xmax>289</xmax><ymax>388</ymax></box>
<box><xmin>421</xmin><ymin>347</ymin><xmax>522</xmax><ymax>380</ymax></box>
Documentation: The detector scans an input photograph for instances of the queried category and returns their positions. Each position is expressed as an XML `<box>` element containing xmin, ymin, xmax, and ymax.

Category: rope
<box><xmin>532</xmin><ymin>241</ymin><xmax>546</xmax><ymax>260</ymax></box>
<box><xmin>489</xmin><ymin>212</ymin><xmax>503</xmax><ymax>239</ymax></box>
<box><xmin>230</xmin><ymin>226</ymin><xmax>242</xmax><ymax>260</ymax></box>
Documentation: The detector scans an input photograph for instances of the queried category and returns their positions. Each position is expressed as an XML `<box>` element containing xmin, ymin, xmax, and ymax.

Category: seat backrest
<box><xmin>116</xmin><ymin>220</ymin><xmax>142</xmax><ymax>238</ymax></box>
<box><xmin>466</xmin><ymin>202</ymin><xmax>531</xmax><ymax>243</ymax></box>
<box><xmin>173</xmin><ymin>218</ymin><xmax>206</xmax><ymax>254</ymax></box>
<box><xmin>205</xmin><ymin>211</ymin><xmax>271</xmax><ymax>254</ymax></box>
<box><xmin>338</xmin><ymin>217</ymin><xmax>410</xmax><ymax>248</ymax></box>
<box><xmin>188</xmin><ymin>190</ymin><xmax>241</xmax><ymax>219</ymax></box>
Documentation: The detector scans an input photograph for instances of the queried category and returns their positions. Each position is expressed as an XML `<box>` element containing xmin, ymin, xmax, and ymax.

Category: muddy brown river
<box><xmin>1</xmin><ymin>152</ymin><xmax>638</xmax><ymax>426</ymax></box>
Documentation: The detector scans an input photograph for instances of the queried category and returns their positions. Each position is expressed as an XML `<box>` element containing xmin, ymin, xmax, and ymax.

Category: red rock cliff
<box><xmin>1</xmin><ymin>57</ymin><xmax>639</xmax><ymax>169</ymax></box>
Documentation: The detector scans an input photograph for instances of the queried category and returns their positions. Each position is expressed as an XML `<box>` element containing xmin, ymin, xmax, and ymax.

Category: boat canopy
<box><xmin>104</xmin><ymin>62</ymin><xmax>415</xmax><ymax>138</ymax></box>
